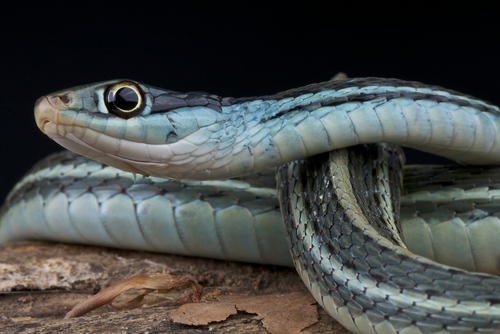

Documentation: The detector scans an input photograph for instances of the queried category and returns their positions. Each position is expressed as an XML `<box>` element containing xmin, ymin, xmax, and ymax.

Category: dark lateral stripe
<box><xmin>150</xmin><ymin>91</ymin><xmax>232</xmax><ymax>114</ymax></box>
<box><xmin>232</xmin><ymin>77</ymin><xmax>499</xmax><ymax>116</ymax></box>
<box><xmin>146</xmin><ymin>78</ymin><xmax>498</xmax><ymax>117</ymax></box>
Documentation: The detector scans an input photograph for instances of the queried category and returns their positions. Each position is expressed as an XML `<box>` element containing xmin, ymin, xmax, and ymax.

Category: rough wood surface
<box><xmin>0</xmin><ymin>241</ymin><xmax>350</xmax><ymax>333</ymax></box>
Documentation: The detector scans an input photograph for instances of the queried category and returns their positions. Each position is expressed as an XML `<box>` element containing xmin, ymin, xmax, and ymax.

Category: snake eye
<box><xmin>104</xmin><ymin>81</ymin><xmax>144</xmax><ymax>118</ymax></box>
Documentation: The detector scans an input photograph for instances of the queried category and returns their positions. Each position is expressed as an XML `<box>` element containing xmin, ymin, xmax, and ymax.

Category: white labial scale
<box><xmin>80</xmin><ymin>126</ymin><xmax>103</xmax><ymax>147</ymax></box>
<box><xmin>173</xmin><ymin>199</ymin><xmax>225</xmax><ymax>259</ymax></box>
<box><xmin>214</xmin><ymin>205</ymin><xmax>262</xmax><ymax>263</ymax></box>
<box><xmin>74</xmin><ymin>110</ymin><xmax>94</xmax><ymax>128</ymax></box>
<box><xmin>68</xmin><ymin>193</ymin><xmax>115</xmax><ymax>247</ymax></box>
<box><xmin>135</xmin><ymin>195</ymin><xmax>189</xmax><ymax>255</ymax></box>
<box><xmin>58</xmin><ymin>110</ymin><xmax>77</xmax><ymax>128</ymax></box>
<box><xmin>117</xmin><ymin>141</ymin><xmax>153</xmax><ymax>162</ymax></box>
<box><xmin>93</xmin><ymin>132</ymin><xmax>121</xmax><ymax>155</ymax></box>
<box><xmin>57</xmin><ymin>123</ymin><xmax>71</xmax><ymax>137</ymax></box>
<box><xmin>100</xmin><ymin>194</ymin><xmax>152</xmax><ymax>250</ymax></box>
<box><xmin>57</xmin><ymin>134</ymin><xmax>128</xmax><ymax>174</ymax></box>
<box><xmin>101</xmin><ymin>117</ymin><xmax>126</xmax><ymax>140</ymax></box>
<box><xmin>124</xmin><ymin>116</ymin><xmax>147</xmax><ymax>142</ymax></box>
<box><xmin>68</xmin><ymin>125</ymin><xmax>87</xmax><ymax>141</ymax></box>
<box><xmin>85</xmin><ymin>118</ymin><xmax>108</xmax><ymax>140</ymax></box>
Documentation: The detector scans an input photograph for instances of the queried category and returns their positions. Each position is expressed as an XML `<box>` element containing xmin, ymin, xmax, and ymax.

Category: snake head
<box><xmin>34</xmin><ymin>80</ymin><xmax>231</xmax><ymax>179</ymax></box>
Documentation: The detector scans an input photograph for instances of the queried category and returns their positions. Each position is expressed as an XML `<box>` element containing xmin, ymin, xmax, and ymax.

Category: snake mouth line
<box><xmin>38</xmin><ymin>119</ymin><xmax>51</xmax><ymax>134</ymax></box>
<box><xmin>51</xmin><ymin>132</ymin><xmax>149</xmax><ymax>176</ymax></box>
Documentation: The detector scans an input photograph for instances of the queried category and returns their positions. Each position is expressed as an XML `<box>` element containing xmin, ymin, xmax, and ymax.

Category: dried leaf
<box><xmin>65</xmin><ymin>273</ymin><xmax>203</xmax><ymax>318</ymax></box>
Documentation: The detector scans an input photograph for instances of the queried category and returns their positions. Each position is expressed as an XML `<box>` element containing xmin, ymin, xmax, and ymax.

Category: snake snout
<box><xmin>34</xmin><ymin>96</ymin><xmax>58</xmax><ymax>134</ymax></box>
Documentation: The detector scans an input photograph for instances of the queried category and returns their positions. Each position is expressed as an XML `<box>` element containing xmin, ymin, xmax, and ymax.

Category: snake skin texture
<box><xmin>278</xmin><ymin>144</ymin><xmax>500</xmax><ymax>333</ymax></box>
<box><xmin>2</xmin><ymin>77</ymin><xmax>500</xmax><ymax>333</ymax></box>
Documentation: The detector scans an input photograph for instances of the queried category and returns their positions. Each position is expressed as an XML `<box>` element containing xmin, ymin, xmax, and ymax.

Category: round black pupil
<box><xmin>113</xmin><ymin>87</ymin><xmax>139</xmax><ymax>111</ymax></box>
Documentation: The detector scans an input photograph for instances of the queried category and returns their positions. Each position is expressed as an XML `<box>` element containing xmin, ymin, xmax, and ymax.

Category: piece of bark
<box><xmin>0</xmin><ymin>241</ymin><xmax>350</xmax><ymax>333</ymax></box>
<box><xmin>172</xmin><ymin>292</ymin><xmax>319</xmax><ymax>334</ymax></box>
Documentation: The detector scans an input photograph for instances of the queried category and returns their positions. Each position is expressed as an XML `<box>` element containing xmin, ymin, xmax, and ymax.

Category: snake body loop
<box><xmin>3</xmin><ymin>77</ymin><xmax>500</xmax><ymax>333</ymax></box>
<box><xmin>279</xmin><ymin>144</ymin><xmax>500</xmax><ymax>333</ymax></box>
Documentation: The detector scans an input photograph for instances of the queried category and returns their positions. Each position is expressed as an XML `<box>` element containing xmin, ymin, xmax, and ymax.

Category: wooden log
<box><xmin>0</xmin><ymin>241</ymin><xmax>349</xmax><ymax>333</ymax></box>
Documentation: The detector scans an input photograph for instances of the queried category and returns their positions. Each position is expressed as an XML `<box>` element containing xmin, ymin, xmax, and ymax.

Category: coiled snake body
<box><xmin>2</xmin><ymin>77</ymin><xmax>500</xmax><ymax>333</ymax></box>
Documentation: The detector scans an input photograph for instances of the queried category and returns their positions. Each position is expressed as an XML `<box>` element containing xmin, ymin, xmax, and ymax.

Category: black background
<box><xmin>2</xmin><ymin>2</ymin><xmax>499</xmax><ymax>202</ymax></box>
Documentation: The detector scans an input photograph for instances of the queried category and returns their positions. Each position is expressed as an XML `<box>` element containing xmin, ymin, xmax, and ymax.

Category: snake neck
<box><xmin>200</xmin><ymin>77</ymin><xmax>500</xmax><ymax>179</ymax></box>
<box><xmin>34</xmin><ymin>78</ymin><xmax>500</xmax><ymax>180</ymax></box>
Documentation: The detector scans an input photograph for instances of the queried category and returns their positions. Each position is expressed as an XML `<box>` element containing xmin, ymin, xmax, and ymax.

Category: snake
<box><xmin>2</xmin><ymin>77</ymin><xmax>500</xmax><ymax>333</ymax></box>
